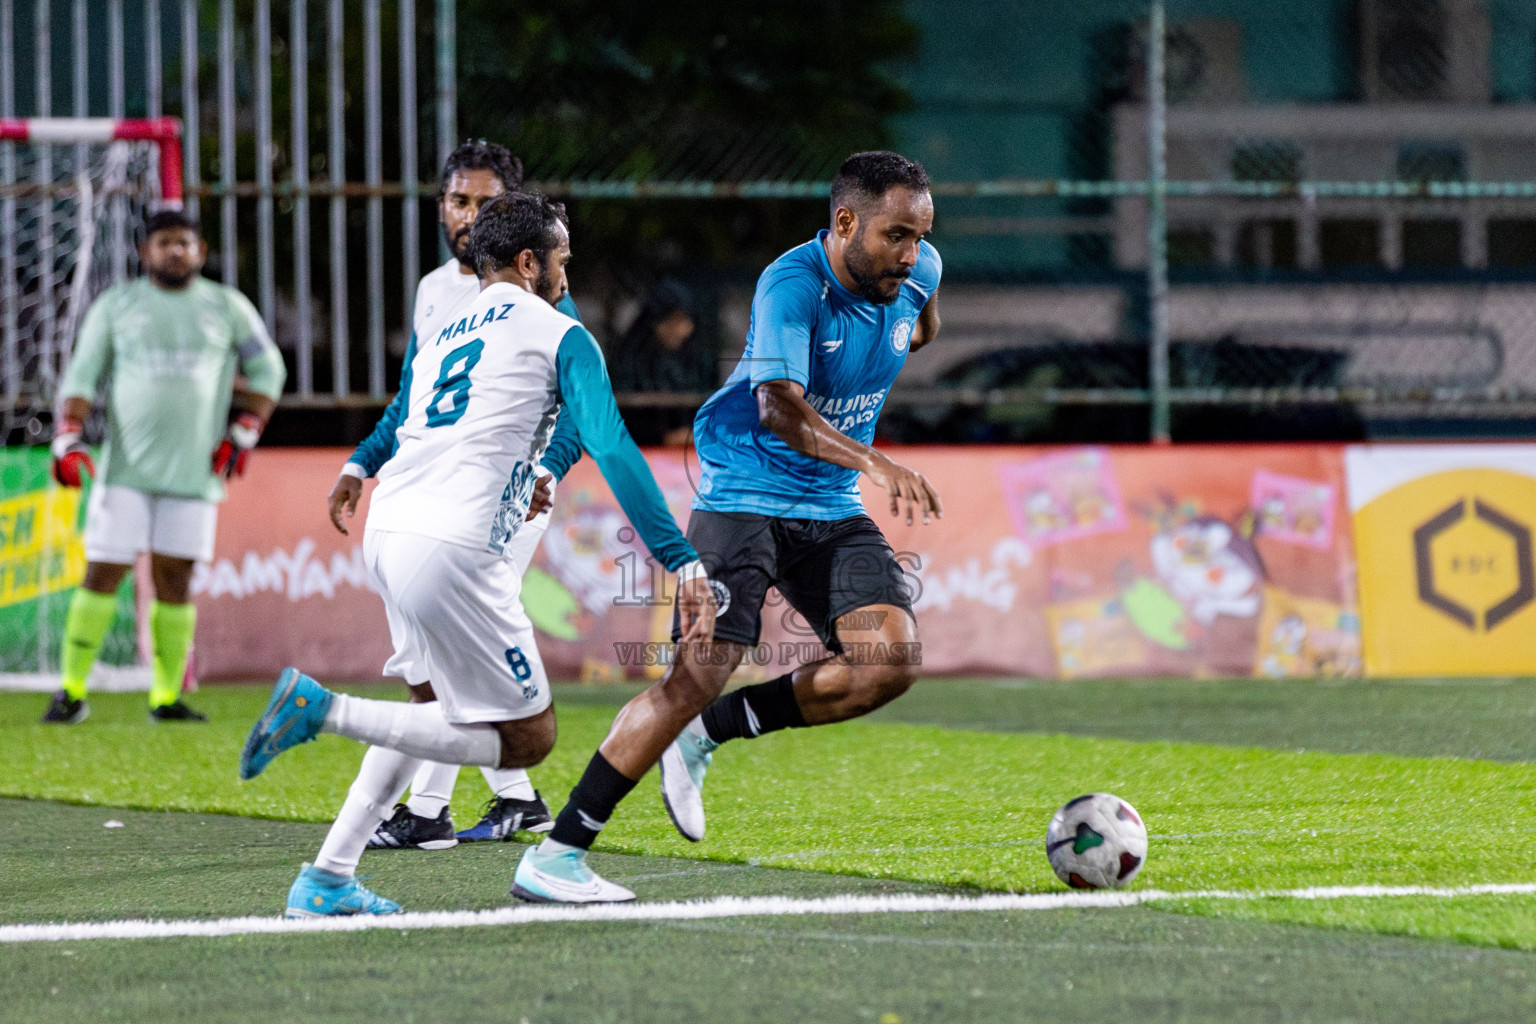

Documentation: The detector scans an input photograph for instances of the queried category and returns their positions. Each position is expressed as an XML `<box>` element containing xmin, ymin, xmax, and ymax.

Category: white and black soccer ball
<box><xmin>1045</xmin><ymin>793</ymin><xmax>1148</xmax><ymax>890</ymax></box>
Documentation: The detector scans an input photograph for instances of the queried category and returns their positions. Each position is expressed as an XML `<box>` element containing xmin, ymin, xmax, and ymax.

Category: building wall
<box><xmin>893</xmin><ymin>0</ymin><xmax>1536</xmax><ymax>277</ymax></box>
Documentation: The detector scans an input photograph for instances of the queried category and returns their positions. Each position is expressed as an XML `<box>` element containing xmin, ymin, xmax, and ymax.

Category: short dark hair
<box><xmin>144</xmin><ymin>209</ymin><xmax>200</xmax><ymax>239</ymax></box>
<box><xmin>829</xmin><ymin>151</ymin><xmax>930</xmax><ymax>218</ymax></box>
<box><xmin>467</xmin><ymin>191</ymin><xmax>568</xmax><ymax>276</ymax></box>
<box><xmin>439</xmin><ymin>139</ymin><xmax>524</xmax><ymax>197</ymax></box>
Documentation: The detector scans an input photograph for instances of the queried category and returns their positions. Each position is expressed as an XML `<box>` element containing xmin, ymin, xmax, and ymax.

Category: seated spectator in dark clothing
<box><xmin>610</xmin><ymin>280</ymin><xmax>715</xmax><ymax>446</ymax></box>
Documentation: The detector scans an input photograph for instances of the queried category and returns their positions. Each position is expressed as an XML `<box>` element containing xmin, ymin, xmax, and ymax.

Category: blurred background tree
<box><xmin>456</xmin><ymin>0</ymin><xmax>919</xmax><ymax>338</ymax></box>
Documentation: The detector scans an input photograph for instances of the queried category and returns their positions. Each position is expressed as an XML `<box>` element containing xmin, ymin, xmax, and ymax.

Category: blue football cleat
<box><xmin>240</xmin><ymin>668</ymin><xmax>333</xmax><ymax>780</ymax></box>
<box><xmin>456</xmin><ymin>793</ymin><xmax>554</xmax><ymax>842</ymax></box>
<box><xmin>511</xmin><ymin>844</ymin><xmax>635</xmax><ymax>903</ymax></box>
<box><xmin>285</xmin><ymin>863</ymin><xmax>401</xmax><ymax>918</ymax></box>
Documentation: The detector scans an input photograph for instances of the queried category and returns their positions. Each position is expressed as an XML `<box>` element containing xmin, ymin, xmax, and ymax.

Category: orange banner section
<box><xmin>191</xmin><ymin>445</ymin><xmax>1359</xmax><ymax>682</ymax></box>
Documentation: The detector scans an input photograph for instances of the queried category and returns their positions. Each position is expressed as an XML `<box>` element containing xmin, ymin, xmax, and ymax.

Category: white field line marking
<box><xmin>4</xmin><ymin>883</ymin><xmax>1536</xmax><ymax>944</ymax></box>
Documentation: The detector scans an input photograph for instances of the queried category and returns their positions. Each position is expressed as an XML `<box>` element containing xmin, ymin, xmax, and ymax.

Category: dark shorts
<box><xmin>671</xmin><ymin>509</ymin><xmax>915</xmax><ymax>653</ymax></box>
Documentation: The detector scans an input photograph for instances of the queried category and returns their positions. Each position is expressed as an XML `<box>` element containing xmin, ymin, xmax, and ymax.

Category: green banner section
<box><xmin>0</xmin><ymin>448</ymin><xmax>138</xmax><ymax>674</ymax></box>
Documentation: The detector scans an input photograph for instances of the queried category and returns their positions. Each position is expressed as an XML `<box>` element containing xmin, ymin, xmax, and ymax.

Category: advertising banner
<box><xmin>189</xmin><ymin>450</ymin><xmax>394</xmax><ymax>680</ymax></box>
<box><xmin>1347</xmin><ymin>445</ymin><xmax>1536</xmax><ymax>676</ymax></box>
<box><xmin>875</xmin><ymin>445</ymin><xmax>1359</xmax><ymax>679</ymax></box>
<box><xmin>179</xmin><ymin>444</ymin><xmax>1359</xmax><ymax>682</ymax></box>
<box><xmin>0</xmin><ymin>446</ymin><xmax>140</xmax><ymax>682</ymax></box>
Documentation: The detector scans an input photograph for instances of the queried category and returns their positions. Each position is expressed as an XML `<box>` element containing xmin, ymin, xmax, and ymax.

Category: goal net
<box><xmin>0</xmin><ymin>118</ymin><xmax>187</xmax><ymax>690</ymax></box>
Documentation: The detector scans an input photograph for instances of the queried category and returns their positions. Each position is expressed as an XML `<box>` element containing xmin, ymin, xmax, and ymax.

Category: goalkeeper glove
<box><xmin>50</xmin><ymin>418</ymin><xmax>95</xmax><ymax>487</ymax></box>
<box><xmin>212</xmin><ymin>411</ymin><xmax>267</xmax><ymax>479</ymax></box>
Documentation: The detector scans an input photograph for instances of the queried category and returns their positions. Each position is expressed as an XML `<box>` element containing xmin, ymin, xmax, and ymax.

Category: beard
<box><xmin>843</xmin><ymin>232</ymin><xmax>908</xmax><ymax>305</ymax></box>
<box><xmin>535</xmin><ymin>266</ymin><xmax>565</xmax><ymax>306</ymax></box>
<box><xmin>445</xmin><ymin>222</ymin><xmax>473</xmax><ymax>268</ymax></box>
<box><xmin>148</xmin><ymin>265</ymin><xmax>197</xmax><ymax>289</ymax></box>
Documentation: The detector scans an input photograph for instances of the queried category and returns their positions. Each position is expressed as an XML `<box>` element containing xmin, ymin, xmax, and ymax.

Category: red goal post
<box><xmin>0</xmin><ymin>116</ymin><xmax>183</xmax><ymax>207</ymax></box>
<box><xmin>0</xmin><ymin>116</ymin><xmax>189</xmax><ymax>691</ymax></box>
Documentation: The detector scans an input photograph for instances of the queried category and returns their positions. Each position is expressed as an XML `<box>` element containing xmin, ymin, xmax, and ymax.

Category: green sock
<box><xmin>148</xmin><ymin>601</ymin><xmax>197</xmax><ymax>709</ymax></box>
<box><xmin>60</xmin><ymin>588</ymin><xmax>119</xmax><ymax>701</ymax></box>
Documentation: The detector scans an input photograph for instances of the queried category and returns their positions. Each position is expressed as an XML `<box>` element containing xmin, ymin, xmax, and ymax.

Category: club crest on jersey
<box><xmin>890</xmin><ymin>318</ymin><xmax>914</xmax><ymax>355</ymax></box>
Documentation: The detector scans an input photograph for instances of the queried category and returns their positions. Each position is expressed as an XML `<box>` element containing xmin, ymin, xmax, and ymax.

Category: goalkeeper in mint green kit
<box><xmin>43</xmin><ymin>210</ymin><xmax>286</xmax><ymax>724</ymax></box>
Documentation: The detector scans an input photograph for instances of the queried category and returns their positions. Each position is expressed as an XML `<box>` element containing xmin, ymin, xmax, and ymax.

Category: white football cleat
<box><xmin>511</xmin><ymin>844</ymin><xmax>634</xmax><ymax>903</ymax></box>
<box><xmin>659</xmin><ymin>728</ymin><xmax>717</xmax><ymax>842</ymax></box>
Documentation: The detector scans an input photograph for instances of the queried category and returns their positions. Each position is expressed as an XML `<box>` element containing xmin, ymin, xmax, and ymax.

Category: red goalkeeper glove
<box><xmin>212</xmin><ymin>411</ymin><xmax>266</xmax><ymax>479</ymax></box>
<box><xmin>50</xmin><ymin>418</ymin><xmax>95</xmax><ymax>487</ymax></box>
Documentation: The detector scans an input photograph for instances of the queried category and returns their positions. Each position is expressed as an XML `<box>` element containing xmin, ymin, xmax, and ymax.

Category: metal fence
<box><xmin>1</xmin><ymin>0</ymin><xmax>460</xmax><ymax>438</ymax></box>
<box><xmin>6</xmin><ymin>0</ymin><xmax>1536</xmax><ymax>444</ymax></box>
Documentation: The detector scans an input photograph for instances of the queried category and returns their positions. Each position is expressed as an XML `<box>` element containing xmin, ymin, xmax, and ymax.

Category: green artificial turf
<box><xmin>7</xmin><ymin>683</ymin><xmax>1536</xmax><ymax>953</ymax></box>
<box><xmin>871</xmin><ymin>675</ymin><xmax>1536</xmax><ymax>761</ymax></box>
<box><xmin>6</xmin><ymin>800</ymin><xmax>1536</xmax><ymax>1024</ymax></box>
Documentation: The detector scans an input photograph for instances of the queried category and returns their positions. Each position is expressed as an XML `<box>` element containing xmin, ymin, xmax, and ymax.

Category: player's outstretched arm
<box><xmin>756</xmin><ymin>379</ymin><xmax>943</xmax><ymax>526</ymax></box>
<box><xmin>556</xmin><ymin>325</ymin><xmax>715</xmax><ymax>642</ymax></box>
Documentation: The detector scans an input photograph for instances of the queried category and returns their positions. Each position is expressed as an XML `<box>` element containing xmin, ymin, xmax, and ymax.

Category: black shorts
<box><xmin>671</xmin><ymin>509</ymin><xmax>915</xmax><ymax>653</ymax></box>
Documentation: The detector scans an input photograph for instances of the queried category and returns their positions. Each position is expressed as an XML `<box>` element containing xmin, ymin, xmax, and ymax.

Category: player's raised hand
<box><xmin>49</xmin><ymin>418</ymin><xmax>95</xmax><ymax>488</ymax></box>
<box><xmin>861</xmin><ymin>451</ymin><xmax>943</xmax><ymax>526</ymax></box>
<box><xmin>525</xmin><ymin>473</ymin><xmax>554</xmax><ymax>520</ymax></box>
<box><xmin>675</xmin><ymin>562</ymin><xmax>718</xmax><ymax>644</ymax></box>
<box><xmin>328</xmin><ymin>473</ymin><xmax>362</xmax><ymax>535</ymax></box>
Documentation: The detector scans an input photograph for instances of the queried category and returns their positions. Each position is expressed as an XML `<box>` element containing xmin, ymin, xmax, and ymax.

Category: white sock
<box><xmin>684</xmin><ymin>715</ymin><xmax>710</xmax><ymax>739</ymax></box>
<box><xmin>481</xmin><ymin>766</ymin><xmax>536</xmax><ymax>801</ymax></box>
<box><xmin>405</xmin><ymin>761</ymin><xmax>461</xmax><ymax>818</ymax></box>
<box><xmin>322</xmin><ymin>694</ymin><xmax>501</xmax><ymax>767</ymax></box>
<box><xmin>538</xmin><ymin>838</ymin><xmax>580</xmax><ymax>856</ymax></box>
<box><xmin>314</xmin><ymin>745</ymin><xmax>422</xmax><ymax>877</ymax></box>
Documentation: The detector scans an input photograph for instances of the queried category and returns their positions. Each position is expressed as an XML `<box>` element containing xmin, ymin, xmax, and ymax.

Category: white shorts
<box><xmin>83</xmin><ymin>484</ymin><xmax>219</xmax><ymax>564</ymax></box>
<box><xmin>376</xmin><ymin>509</ymin><xmax>552</xmax><ymax>686</ymax></box>
<box><xmin>364</xmin><ymin>526</ymin><xmax>552</xmax><ymax>724</ymax></box>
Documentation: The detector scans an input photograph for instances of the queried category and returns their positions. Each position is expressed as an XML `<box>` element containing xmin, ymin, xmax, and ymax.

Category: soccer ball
<box><xmin>1045</xmin><ymin>793</ymin><xmax>1148</xmax><ymax>890</ymax></box>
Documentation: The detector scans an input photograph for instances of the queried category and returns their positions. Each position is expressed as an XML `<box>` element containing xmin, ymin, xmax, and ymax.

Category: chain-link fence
<box><xmin>6</xmin><ymin>1</ymin><xmax>1536</xmax><ymax>445</ymax></box>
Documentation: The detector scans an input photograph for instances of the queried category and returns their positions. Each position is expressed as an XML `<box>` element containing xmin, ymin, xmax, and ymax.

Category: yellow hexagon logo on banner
<box><xmin>1355</xmin><ymin>468</ymin><xmax>1536</xmax><ymax>675</ymax></box>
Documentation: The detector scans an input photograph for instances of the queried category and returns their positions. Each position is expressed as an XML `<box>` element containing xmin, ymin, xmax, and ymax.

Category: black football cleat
<box><xmin>41</xmin><ymin>690</ymin><xmax>89</xmax><ymax>724</ymax></box>
<box><xmin>367</xmin><ymin>803</ymin><xmax>459</xmax><ymax>851</ymax></box>
<box><xmin>149</xmin><ymin>700</ymin><xmax>208</xmax><ymax>722</ymax></box>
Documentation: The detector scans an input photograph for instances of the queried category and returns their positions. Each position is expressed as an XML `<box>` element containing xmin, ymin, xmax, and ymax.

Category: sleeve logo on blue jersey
<box><xmin>708</xmin><ymin>579</ymin><xmax>733</xmax><ymax>616</ymax></box>
<box><xmin>890</xmin><ymin>318</ymin><xmax>915</xmax><ymax>355</ymax></box>
<box><xmin>820</xmin><ymin>338</ymin><xmax>844</xmax><ymax>354</ymax></box>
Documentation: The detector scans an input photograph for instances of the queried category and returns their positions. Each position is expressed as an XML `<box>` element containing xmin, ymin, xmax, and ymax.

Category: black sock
<box><xmin>548</xmin><ymin>752</ymin><xmax>639</xmax><ymax>850</ymax></box>
<box><xmin>699</xmin><ymin>673</ymin><xmax>806</xmax><ymax>744</ymax></box>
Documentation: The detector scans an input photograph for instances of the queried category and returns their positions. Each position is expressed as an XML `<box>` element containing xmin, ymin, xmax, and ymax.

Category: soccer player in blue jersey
<box><xmin>516</xmin><ymin>151</ymin><xmax>943</xmax><ymax>901</ymax></box>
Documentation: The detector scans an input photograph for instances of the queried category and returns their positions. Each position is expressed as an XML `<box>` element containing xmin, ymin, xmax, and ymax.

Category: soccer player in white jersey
<box><xmin>44</xmin><ymin>210</ymin><xmax>285</xmax><ymax>724</ymax></box>
<box><xmin>327</xmin><ymin>140</ymin><xmax>582</xmax><ymax>850</ymax></box>
<box><xmin>241</xmin><ymin>191</ymin><xmax>717</xmax><ymax>915</ymax></box>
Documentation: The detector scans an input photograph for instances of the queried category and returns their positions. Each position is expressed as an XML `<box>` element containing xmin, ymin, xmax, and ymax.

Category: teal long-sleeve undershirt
<box><xmin>556</xmin><ymin>324</ymin><xmax>696</xmax><ymax>571</ymax></box>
